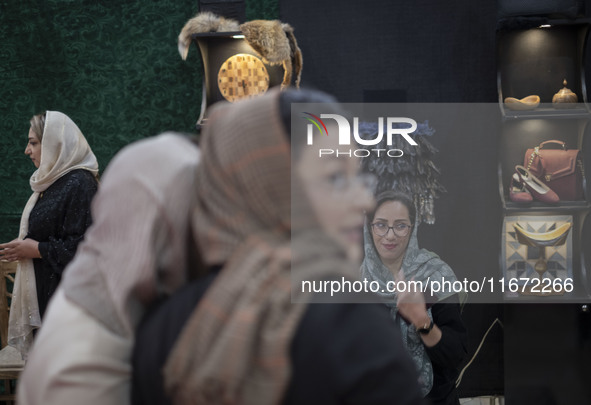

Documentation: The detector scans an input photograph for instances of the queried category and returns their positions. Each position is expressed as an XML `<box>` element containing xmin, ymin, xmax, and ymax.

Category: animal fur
<box><xmin>281</xmin><ymin>23</ymin><xmax>303</xmax><ymax>89</ymax></box>
<box><xmin>240</xmin><ymin>20</ymin><xmax>303</xmax><ymax>89</ymax></box>
<box><xmin>178</xmin><ymin>11</ymin><xmax>240</xmax><ymax>60</ymax></box>
<box><xmin>178</xmin><ymin>12</ymin><xmax>303</xmax><ymax>89</ymax></box>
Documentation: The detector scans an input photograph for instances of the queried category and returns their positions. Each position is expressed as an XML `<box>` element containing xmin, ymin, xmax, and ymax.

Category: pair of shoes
<box><xmin>510</xmin><ymin>165</ymin><xmax>560</xmax><ymax>204</ymax></box>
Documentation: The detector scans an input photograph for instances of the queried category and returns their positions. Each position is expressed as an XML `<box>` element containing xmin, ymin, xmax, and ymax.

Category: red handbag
<box><xmin>524</xmin><ymin>140</ymin><xmax>585</xmax><ymax>201</ymax></box>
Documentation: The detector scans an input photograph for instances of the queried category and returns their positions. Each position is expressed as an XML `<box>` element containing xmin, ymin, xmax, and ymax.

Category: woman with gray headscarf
<box><xmin>360</xmin><ymin>190</ymin><xmax>467</xmax><ymax>405</ymax></box>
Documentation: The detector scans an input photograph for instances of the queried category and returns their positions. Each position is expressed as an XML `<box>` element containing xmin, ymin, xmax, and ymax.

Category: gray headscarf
<box><xmin>360</xmin><ymin>217</ymin><xmax>464</xmax><ymax>396</ymax></box>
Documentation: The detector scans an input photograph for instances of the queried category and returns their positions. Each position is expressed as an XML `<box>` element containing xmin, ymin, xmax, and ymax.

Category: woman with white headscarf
<box><xmin>16</xmin><ymin>132</ymin><xmax>201</xmax><ymax>405</ymax></box>
<box><xmin>0</xmin><ymin>111</ymin><xmax>99</xmax><ymax>358</ymax></box>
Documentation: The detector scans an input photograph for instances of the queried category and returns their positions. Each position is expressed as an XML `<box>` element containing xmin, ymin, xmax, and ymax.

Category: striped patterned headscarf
<box><xmin>164</xmin><ymin>89</ymin><xmax>351</xmax><ymax>405</ymax></box>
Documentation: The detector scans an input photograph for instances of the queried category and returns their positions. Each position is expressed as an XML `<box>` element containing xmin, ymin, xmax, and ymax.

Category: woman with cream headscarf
<box><xmin>0</xmin><ymin>111</ymin><xmax>99</xmax><ymax>358</ymax></box>
<box><xmin>16</xmin><ymin>132</ymin><xmax>202</xmax><ymax>405</ymax></box>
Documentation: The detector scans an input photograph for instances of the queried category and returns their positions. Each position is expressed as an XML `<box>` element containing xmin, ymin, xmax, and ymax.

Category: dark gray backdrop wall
<box><xmin>281</xmin><ymin>1</ymin><xmax>498</xmax><ymax>103</ymax></box>
<box><xmin>0</xmin><ymin>0</ymin><xmax>277</xmax><ymax>243</ymax></box>
<box><xmin>280</xmin><ymin>0</ymin><xmax>503</xmax><ymax>397</ymax></box>
<box><xmin>279</xmin><ymin>0</ymin><xmax>501</xmax><ymax>274</ymax></box>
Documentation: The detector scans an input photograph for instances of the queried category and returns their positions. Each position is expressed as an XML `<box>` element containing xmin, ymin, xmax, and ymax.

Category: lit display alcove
<box><xmin>497</xmin><ymin>20</ymin><xmax>591</xmax><ymax>118</ymax></box>
<box><xmin>192</xmin><ymin>32</ymin><xmax>285</xmax><ymax>127</ymax></box>
<box><xmin>496</xmin><ymin>18</ymin><xmax>591</xmax><ymax>301</ymax></box>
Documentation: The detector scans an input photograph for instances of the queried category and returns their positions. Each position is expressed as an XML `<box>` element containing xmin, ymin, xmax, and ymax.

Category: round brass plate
<box><xmin>217</xmin><ymin>53</ymin><xmax>270</xmax><ymax>102</ymax></box>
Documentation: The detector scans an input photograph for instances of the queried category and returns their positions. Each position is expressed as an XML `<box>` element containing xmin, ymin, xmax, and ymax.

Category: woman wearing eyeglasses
<box><xmin>360</xmin><ymin>190</ymin><xmax>467</xmax><ymax>405</ymax></box>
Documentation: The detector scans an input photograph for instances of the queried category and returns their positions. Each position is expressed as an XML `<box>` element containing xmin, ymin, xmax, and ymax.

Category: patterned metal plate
<box><xmin>217</xmin><ymin>53</ymin><xmax>270</xmax><ymax>102</ymax></box>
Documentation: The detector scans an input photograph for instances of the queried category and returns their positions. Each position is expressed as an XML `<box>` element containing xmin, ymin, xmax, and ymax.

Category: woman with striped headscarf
<box><xmin>132</xmin><ymin>89</ymin><xmax>426</xmax><ymax>405</ymax></box>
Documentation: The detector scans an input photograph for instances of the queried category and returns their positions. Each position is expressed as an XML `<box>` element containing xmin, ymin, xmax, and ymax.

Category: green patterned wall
<box><xmin>0</xmin><ymin>0</ymin><xmax>277</xmax><ymax>242</ymax></box>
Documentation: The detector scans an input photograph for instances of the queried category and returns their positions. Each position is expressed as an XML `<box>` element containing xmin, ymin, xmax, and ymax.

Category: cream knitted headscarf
<box><xmin>62</xmin><ymin>133</ymin><xmax>201</xmax><ymax>338</ymax></box>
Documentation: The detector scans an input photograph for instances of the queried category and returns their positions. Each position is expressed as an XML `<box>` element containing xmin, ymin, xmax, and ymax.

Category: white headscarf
<box><xmin>8</xmin><ymin>111</ymin><xmax>98</xmax><ymax>359</ymax></box>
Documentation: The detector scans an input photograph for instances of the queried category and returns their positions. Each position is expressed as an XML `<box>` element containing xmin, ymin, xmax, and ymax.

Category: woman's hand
<box><xmin>395</xmin><ymin>271</ymin><xmax>430</xmax><ymax>328</ymax></box>
<box><xmin>0</xmin><ymin>238</ymin><xmax>41</xmax><ymax>262</ymax></box>
<box><xmin>395</xmin><ymin>271</ymin><xmax>442</xmax><ymax>347</ymax></box>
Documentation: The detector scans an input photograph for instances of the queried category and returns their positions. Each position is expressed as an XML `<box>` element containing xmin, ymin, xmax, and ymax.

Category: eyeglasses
<box><xmin>371</xmin><ymin>222</ymin><xmax>413</xmax><ymax>237</ymax></box>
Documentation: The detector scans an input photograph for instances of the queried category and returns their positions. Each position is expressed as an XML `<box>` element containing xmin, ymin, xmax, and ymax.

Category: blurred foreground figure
<box><xmin>132</xmin><ymin>88</ymin><xmax>426</xmax><ymax>405</ymax></box>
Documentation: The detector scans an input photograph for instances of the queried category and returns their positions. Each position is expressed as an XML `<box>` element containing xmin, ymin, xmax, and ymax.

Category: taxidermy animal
<box><xmin>240</xmin><ymin>20</ymin><xmax>303</xmax><ymax>89</ymax></box>
<box><xmin>178</xmin><ymin>12</ymin><xmax>303</xmax><ymax>89</ymax></box>
<box><xmin>178</xmin><ymin>11</ymin><xmax>240</xmax><ymax>60</ymax></box>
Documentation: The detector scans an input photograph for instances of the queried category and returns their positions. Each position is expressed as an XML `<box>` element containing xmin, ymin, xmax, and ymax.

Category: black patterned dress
<box><xmin>26</xmin><ymin>169</ymin><xmax>98</xmax><ymax>318</ymax></box>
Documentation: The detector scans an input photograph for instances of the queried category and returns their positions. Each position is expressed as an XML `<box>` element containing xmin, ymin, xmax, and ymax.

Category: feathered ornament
<box><xmin>358</xmin><ymin>120</ymin><xmax>446</xmax><ymax>225</ymax></box>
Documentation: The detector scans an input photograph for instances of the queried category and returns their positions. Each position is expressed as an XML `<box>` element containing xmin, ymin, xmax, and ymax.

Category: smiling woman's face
<box><xmin>371</xmin><ymin>200</ymin><xmax>412</xmax><ymax>270</ymax></box>
<box><xmin>296</xmin><ymin>128</ymin><xmax>374</xmax><ymax>262</ymax></box>
<box><xmin>25</xmin><ymin>128</ymin><xmax>42</xmax><ymax>168</ymax></box>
